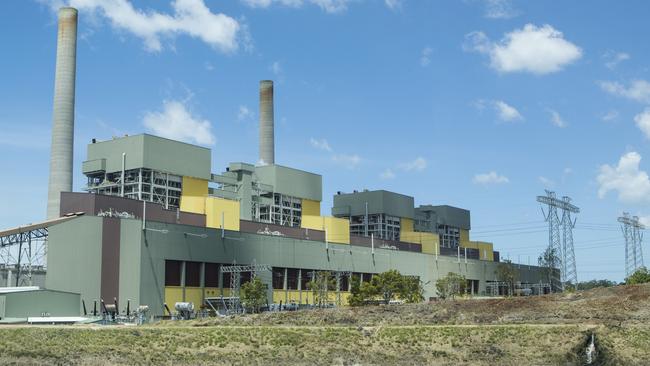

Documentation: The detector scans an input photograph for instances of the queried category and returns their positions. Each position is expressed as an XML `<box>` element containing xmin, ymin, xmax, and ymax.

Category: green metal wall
<box><xmin>332</xmin><ymin>190</ymin><xmax>415</xmax><ymax>219</ymax></box>
<box><xmin>83</xmin><ymin>134</ymin><xmax>211</xmax><ymax>179</ymax></box>
<box><xmin>47</xmin><ymin>217</ymin><xmax>547</xmax><ymax>316</ymax></box>
<box><xmin>255</xmin><ymin>164</ymin><xmax>322</xmax><ymax>201</ymax></box>
<box><xmin>46</xmin><ymin>216</ymin><xmax>103</xmax><ymax>313</ymax></box>
<box><xmin>0</xmin><ymin>290</ymin><xmax>80</xmax><ymax>319</ymax></box>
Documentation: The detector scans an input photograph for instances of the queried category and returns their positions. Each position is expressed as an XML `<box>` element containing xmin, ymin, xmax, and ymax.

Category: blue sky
<box><xmin>1</xmin><ymin>0</ymin><xmax>649</xmax><ymax>282</ymax></box>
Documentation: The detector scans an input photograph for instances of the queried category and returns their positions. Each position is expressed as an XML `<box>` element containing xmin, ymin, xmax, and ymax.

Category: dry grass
<box><xmin>1</xmin><ymin>284</ymin><xmax>649</xmax><ymax>365</ymax></box>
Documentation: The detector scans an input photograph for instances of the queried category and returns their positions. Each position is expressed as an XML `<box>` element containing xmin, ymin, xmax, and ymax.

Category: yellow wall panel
<box><xmin>302</xmin><ymin>199</ymin><xmax>321</xmax><ymax>216</ymax></box>
<box><xmin>324</xmin><ymin>216</ymin><xmax>350</xmax><ymax>244</ymax></box>
<box><xmin>400</xmin><ymin>218</ymin><xmax>414</xmax><ymax>233</ymax></box>
<box><xmin>273</xmin><ymin>291</ymin><xmax>287</xmax><ymax>304</ymax></box>
<box><xmin>164</xmin><ymin>287</ymin><xmax>184</xmax><ymax>313</ymax></box>
<box><xmin>301</xmin><ymin>215</ymin><xmax>323</xmax><ymax>230</ymax></box>
<box><xmin>401</xmin><ymin>231</ymin><xmax>440</xmax><ymax>255</ymax></box>
<box><xmin>286</xmin><ymin>290</ymin><xmax>303</xmax><ymax>304</ymax></box>
<box><xmin>301</xmin><ymin>215</ymin><xmax>350</xmax><ymax>244</ymax></box>
<box><xmin>204</xmin><ymin>287</ymin><xmax>220</xmax><ymax>298</ymax></box>
<box><xmin>180</xmin><ymin>177</ymin><xmax>208</xmax><ymax>214</ymax></box>
<box><xmin>461</xmin><ymin>241</ymin><xmax>494</xmax><ymax>261</ymax></box>
<box><xmin>206</xmin><ymin>197</ymin><xmax>240</xmax><ymax>231</ymax></box>
<box><xmin>185</xmin><ymin>287</ymin><xmax>203</xmax><ymax>308</ymax></box>
<box><xmin>460</xmin><ymin>229</ymin><xmax>470</xmax><ymax>245</ymax></box>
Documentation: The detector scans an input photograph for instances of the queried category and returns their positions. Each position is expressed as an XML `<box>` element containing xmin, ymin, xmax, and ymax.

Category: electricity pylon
<box><xmin>537</xmin><ymin>190</ymin><xmax>579</xmax><ymax>291</ymax></box>
<box><xmin>618</xmin><ymin>213</ymin><xmax>645</xmax><ymax>277</ymax></box>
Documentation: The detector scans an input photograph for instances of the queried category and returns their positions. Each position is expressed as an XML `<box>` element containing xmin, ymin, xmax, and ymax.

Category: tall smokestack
<box><xmin>259</xmin><ymin>80</ymin><xmax>274</xmax><ymax>165</ymax></box>
<box><xmin>47</xmin><ymin>7</ymin><xmax>78</xmax><ymax>219</ymax></box>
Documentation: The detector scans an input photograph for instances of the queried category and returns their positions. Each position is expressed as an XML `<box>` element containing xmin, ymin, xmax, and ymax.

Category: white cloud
<box><xmin>64</xmin><ymin>0</ymin><xmax>241</xmax><ymax>52</ymax></box>
<box><xmin>563</xmin><ymin>167</ymin><xmax>573</xmax><ymax>175</ymax></box>
<box><xmin>380</xmin><ymin>168</ymin><xmax>396</xmax><ymax>180</ymax></box>
<box><xmin>483</xmin><ymin>0</ymin><xmax>518</xmax><ymax>19</ymax></box>
<box><xmin>310</xmin><ymin>0</ymin><xmax>350</xmax><ymax>13</ymax></box>
<box><xmin>638</xmin><ymin>216</ymin><xmax>650</xmax><ymax>227</ymax></box>
<box><xmin>242</xmin><ymin>0</ymin><xmax>349</xmax><ymax>13</ymax></box>
<box><xmin>204</xmin><ymin>61</ymin><xmax>214</xmax><ymax>71</ymax></box>
<box><xmin>420</xmin><ymin>46</ymin><xmax>432</xmax><ymax>67</ymax></box>
<box><xmin>237</xmin><ymin>105</ymin><xmax>254</xmax><ymax>122</ymax></box>
<box><xmin>597</xmin><ymin>152</ymin><xmax>650</xmax><ymax>204</ymax></box>
<box><xmin>143</xmin><ymin>100</ymin><xmax>215</xmax><ymax>145</ymax></box>
<box><xmin>602</xmin><ymin>110</ymin><xmax>619</xmax><ymax>122</ymax></box>
<box><xmin>464</xmin><ymin>24</ymin><xmax>582</xmax><ymax>74</ymax></box>
<box><xmin>538</xmin><ymin>176</ymin><xmax>555</xmax><ymax>188</ymax></box>
<box><xmin>493</xmin><ymin>100</ymin><xmax>523</xmax><ymax>122</ymax></box>
<box><xmin>399</xmin><ymin>157</ymin><xmax>427</xmax><ymax>172</ymax></box>
<box><xmin>549</xmin><ymin>109</ymin><xmax>566</xmax><ymax>128</ymax></box>
<box><xmin>599</xmin><ymin>80</ymin><xmax>650</xmax><ymax>104</ymax></box>
<box><xmin>385</xmin><ymin>0</ymin><xmax>403</xmax><ymax>10</ymax></box>
<box><xmin>603</xmin><ymin>51</ymin><xmax>630</xmax><ymax>70</ymax></box>
<box><xmin>270</xmin><ymin>61</ymin><xmax>282</xmax><ymax>76</ymax></box>
<box><xmin>310</xmin><ymin>138</ymin><xmax>332</xmax><ymax>152</ymax></box>
<box><xmin>473</xmin><ymin>171</ymin><xmax>509</xmax><ymax>185</ymax></box>
<box><xmin>634</xmin><ymin>108</ymin><xmax>650</xmax><ymax>139</ymax></box>
<box><xmin>332</xmin><ymin>154</ymin><xmax>361</xmax><ymax>169</ymax></box>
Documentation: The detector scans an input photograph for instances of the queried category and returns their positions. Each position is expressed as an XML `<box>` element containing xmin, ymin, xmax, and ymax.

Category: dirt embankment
<box><xmin>187</xmin><ymin>283</ymin><xmax>650</xmax><ymax>328</ymax></box>
<box><xmin>0</xmin><ymin>284</ymin><xmax>648</xmax><ymax>365</ymax></box>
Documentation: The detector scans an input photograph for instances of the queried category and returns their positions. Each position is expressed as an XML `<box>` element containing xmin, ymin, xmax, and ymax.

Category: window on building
<box><xmin>339</xmin><ymin>273</ymin><xmax>349</xmax><ymax>292</ymax></box>
<box><xmin>185</xmin><ymin>261</ymin><xmax>201</xmax><ymax>287</ymax></box>
<box><xmin>272</xmin><ymin>267</ymin><xmax>285</xmax><ymax>290</ymax></box>
<box><xmin>205</xmin><ymin>263</ymin><xmax>220</xmax><ymax>287</ymax></box>
<box><xmin>240</xmin><ymin>271</ymin><xmax>252</xmax><ymax>285</ymax></box>
<box><xmin>349</xmin><ymin>213</ymin><xmax>401</xmax><ymax>241</ymax></box>
<box><xmin>301</xmin><ymin>269</ymin><xmax>314</xmax><ymax>290</ymax></box>
<box><xmin>165</xmin><ymin>260</ymin><xmax>182</xmax><ymax>286</ymax></box>
<box><xmin>286</xmin><ymin>268</ymin><xmax>299</xmax><ymax>290</ymax></box>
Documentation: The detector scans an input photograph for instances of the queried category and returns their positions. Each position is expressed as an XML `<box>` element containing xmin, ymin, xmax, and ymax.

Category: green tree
<box><xmin>626</xmin><ymin>267</ymin><xmax>650</xmax><ymax>285</ymax></box>
<box><xmin>496</xmin><ymin>260</ymin><xmax>519</xmax><ymax>296</ymax></box>
<box><xmin>347</xmin><ymin>271</ymin><xmax>424</xmax><ymax>305</ymax></box>
<box><xmin>370</xmin><ymin>269</ymin><xmax>405</xmax><ymax>304</ymax></box>
<box><xmin>398</xmin><ymin>275</ymin><xmax>424</xmax><ymax>303</ymax></box>
<box><xmin>347</xmin><ymin>275</ymin><xmax>365</xmax><ymax>306</ymax></box>
<box><xmin>240</xmin><ymin>277</ymin><xmax>266</xmax><ymax>313</ymax></box>
<box><xmin>307</xmin><ymin>271</ymin><xmax>335</xmax><ymax>307</ymax></box>
<box><xmin>435</xmin><ymin>272</ymin><xmax>466</xmax><ymax>300</ymax></box>
<box><xmin>538</xmin><ymin>247</ymin><xmax>560</xmax><ymax>288</ymax></box>
<box><xmin>576</xmin><ymin>279</ymin><xmax>617</xmax><ymax>290</ymax></box>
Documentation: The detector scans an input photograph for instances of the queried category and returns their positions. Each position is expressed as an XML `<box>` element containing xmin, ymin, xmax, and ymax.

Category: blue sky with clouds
<box><xmin>1</xmin><ymin>0</ymin><xmax>649</xmax><ymax>282</ymax></box>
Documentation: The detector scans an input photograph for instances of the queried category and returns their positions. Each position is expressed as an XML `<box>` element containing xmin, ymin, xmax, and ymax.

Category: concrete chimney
<box><xmin>259</xmin><ymin>80</ymin><xmax>274</xmax><ymax>165</ymax></box>
<box><xmin>46</xmin><ymin>7</ymin><xmax>78</xmax><ymax>219</ymax></box>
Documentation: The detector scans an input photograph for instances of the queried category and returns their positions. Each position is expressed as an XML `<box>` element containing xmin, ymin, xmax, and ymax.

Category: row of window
<box><xmin>164</xmin><ymin>261</ymin><xmax>251</xmax><ymax>288</ymax></box>
<box><xmin>271</xmin><ymin>267</ymin><xmax>377</xmax><ymax>291</ymax></box>
<box><xmin>165</xmin><ymin>261</ymin><xmax>415</xmax><ymax>293</ymax></box>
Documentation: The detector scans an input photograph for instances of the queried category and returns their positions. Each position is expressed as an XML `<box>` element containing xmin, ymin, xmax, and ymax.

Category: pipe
<box><xmin>47</xmin><ymin>7</ymin><xmax>78</xmax><ymax>219</ymax></box>
<box><xmin>259</xmin><ymin>80</ymin><xmax>274</xmax><ymax>165</ymax></box>
<box><xmin>82</xmin><ymin>300</ymin><xmax>87</xmax><ymax>316</ymax></box>
<box><xmin>120</xmin><ymin>152</ymin><xmax>126</xmax><ymax>197</ymax></box>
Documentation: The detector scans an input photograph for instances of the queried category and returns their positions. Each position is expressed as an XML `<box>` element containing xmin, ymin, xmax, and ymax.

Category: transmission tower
<box><xmin>618</xmin><ymin>213</ymin><xmax>645</xmax><ymax>277</ymax></box>
<box><xmin>537</xmin><ymin>190</ymin><xmax>579</xmax><ymax>290</ymax></box>
<box><xmin>220</xmin><ymin>262</ymin><xmax>271</xmax><ymax>314</ymax></box>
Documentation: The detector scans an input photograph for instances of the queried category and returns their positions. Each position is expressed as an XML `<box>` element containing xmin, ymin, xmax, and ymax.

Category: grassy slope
<box><xmin>0</xmin><ymin>284</ymin><xmax>649</xmax><ymax>365</ymax></box>
<box><xmin>0</xmin><ymin>325</ymin><xmax>594</xmax><ymax>365</ymax></box>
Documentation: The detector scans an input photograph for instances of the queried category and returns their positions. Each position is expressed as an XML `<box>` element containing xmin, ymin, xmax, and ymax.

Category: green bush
<box><xmin>240</xmin><ymin>277</ymin><xmax>266</xmax><ymax>313</ymax></box>
<box><xmin>626</xmin><ymin>267</ymin><xmax>650</xmax><ymax>285</ymax></box>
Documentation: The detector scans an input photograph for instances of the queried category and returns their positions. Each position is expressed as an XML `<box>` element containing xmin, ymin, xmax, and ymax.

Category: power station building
<box><xmin>42</xmin><ymin>126</ymin><xmax>547</xmax><ymax>316</ymax></box>
<box><xmin>0</xmin><ymin>7</ymin><xmax>550</xmax><ymax>319</ymax></box>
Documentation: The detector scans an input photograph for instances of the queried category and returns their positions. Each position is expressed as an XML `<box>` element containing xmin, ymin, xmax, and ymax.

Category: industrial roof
<box><xmin>0</xmin><ymin>213</ymin><xmax>83</xmax><ymax>241</ymax></box>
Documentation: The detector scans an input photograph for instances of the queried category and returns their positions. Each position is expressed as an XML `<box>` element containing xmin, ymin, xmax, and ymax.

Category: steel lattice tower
<box><xmin>618</xmin><ymin>213</ymin><xmax>645</xmax><ymax>277</ymax></box>
<box><xmin>560</xmin><ymin>196</ymin><xmax>578</xmax><ymax>286</ymax></box>
<box><xmin>537</xmin><ymin>190</ymin><xmax>579</xmax><ymax>290</ymax></box>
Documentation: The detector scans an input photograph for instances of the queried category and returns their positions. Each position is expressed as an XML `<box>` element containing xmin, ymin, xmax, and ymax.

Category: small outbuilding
<box><xmin>0</xmin><ymin>287</ymin><xmax>80</xmax><ymax>323</ymax></box>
